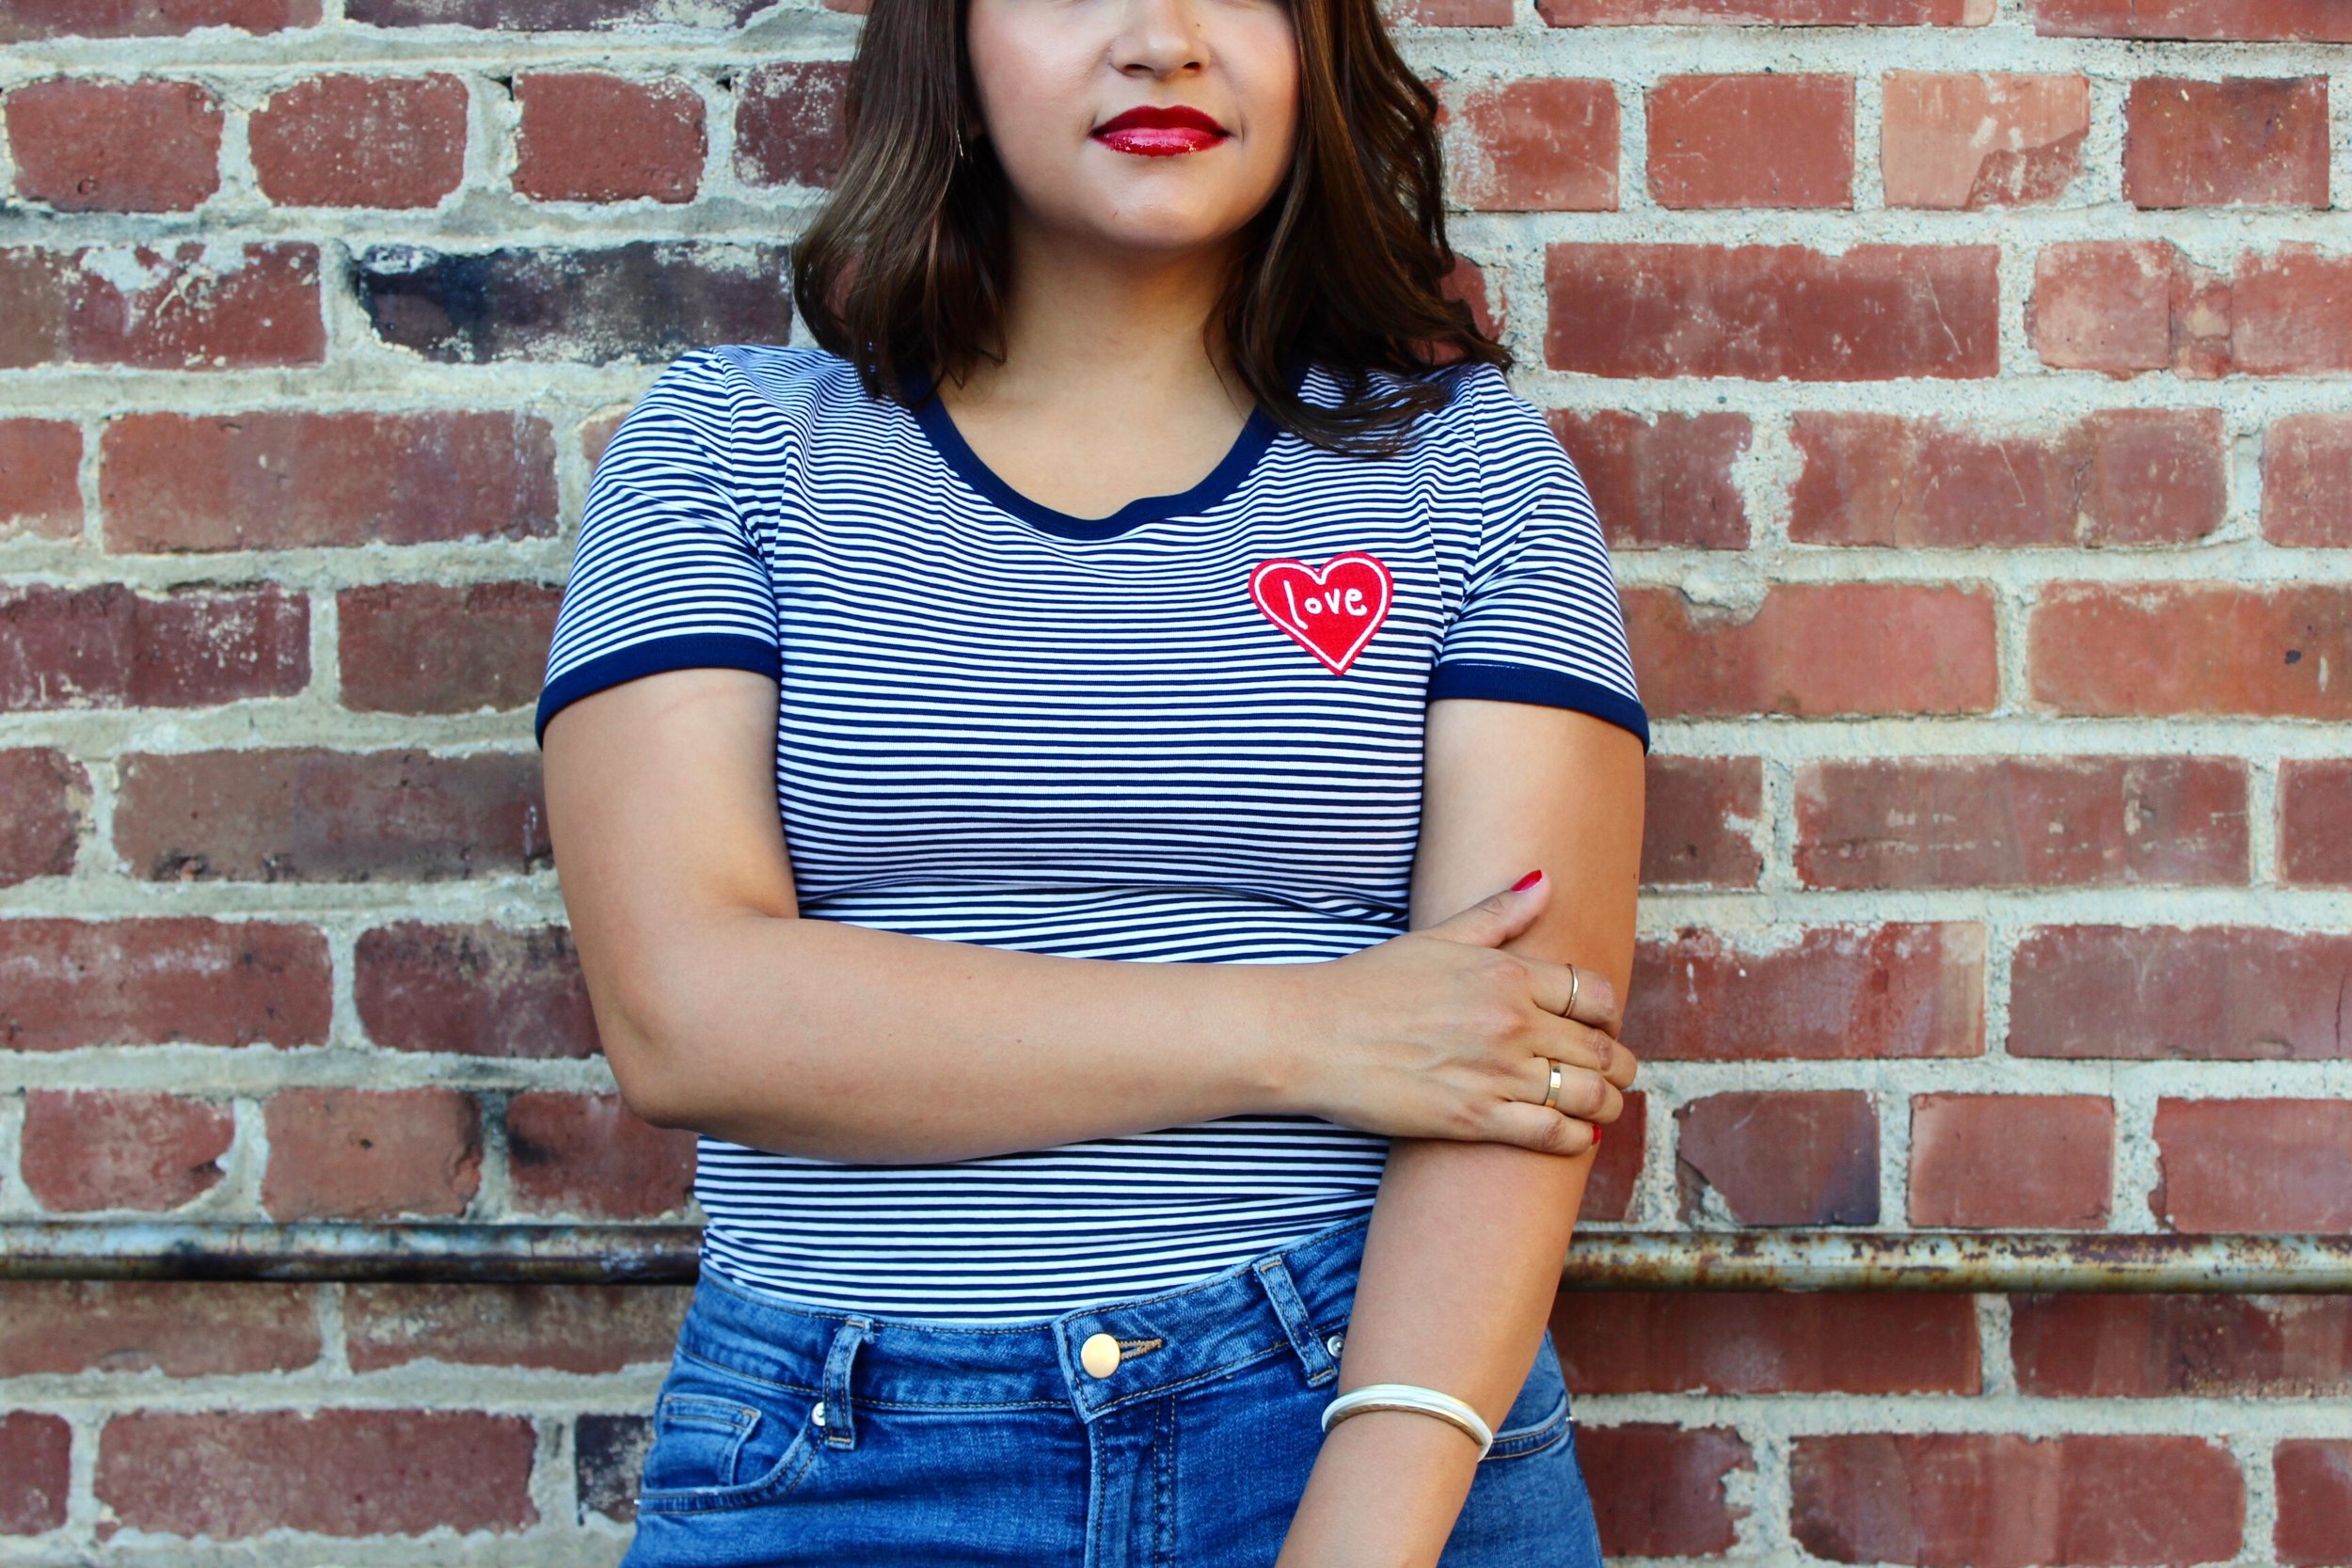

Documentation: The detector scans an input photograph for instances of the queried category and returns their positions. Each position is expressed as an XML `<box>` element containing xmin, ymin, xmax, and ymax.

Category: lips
<box><xmin>1091</xmin><ymin>104</ymin><xmax>1231</xmax><ymax>158</ymax></box>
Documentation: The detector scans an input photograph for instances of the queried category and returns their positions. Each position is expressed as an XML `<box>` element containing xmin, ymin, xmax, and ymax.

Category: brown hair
<box><xmin>787</xmin><ymin>0</ymin><xmax>1508</xmax><ymax>458</ymax></box>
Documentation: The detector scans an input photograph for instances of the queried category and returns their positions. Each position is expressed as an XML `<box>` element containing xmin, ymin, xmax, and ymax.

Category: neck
<box><xmin>947</xmin><ymin>207</ymin><xmax>1253</xmax><ymax>416</ymax></box>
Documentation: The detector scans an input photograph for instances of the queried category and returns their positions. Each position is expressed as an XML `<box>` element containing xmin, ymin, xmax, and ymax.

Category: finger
<box><xmin>1477</xmin><ymin>1100</ymin><xmax>1602</xmax><ymax>1157</ymax></box>
<box><xmin>1534</xmin><ymin>1014</ymin><xmax>1621</xmax><ymax>1078</ymax></box>
<box><xmin>1511</xmin><ymin>955</ymin><xmax>1624</xmax><ymax>1037</ymax></box>
<box><xmin>1415</xmin><ymin>871</ymin><xmax>1551</xmax><ymax>950</ymax></box>
<box><xmin>1518</xmin><ymin>1056</ymin><xmax>1624</xmax><ymax>1126</ymax></box>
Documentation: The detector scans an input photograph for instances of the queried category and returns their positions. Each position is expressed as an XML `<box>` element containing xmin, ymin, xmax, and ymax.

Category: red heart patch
<box><xmin>1248</xmin><ymin>552</ymin><xmax>1394</xmax><ymax>675</ymax></box>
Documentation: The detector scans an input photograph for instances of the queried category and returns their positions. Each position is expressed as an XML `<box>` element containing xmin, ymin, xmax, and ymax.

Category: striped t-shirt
<box><xmin>535</xmin><ymin>342</ymin><xmax>1648</xmax><ymax>1323</ymax></box>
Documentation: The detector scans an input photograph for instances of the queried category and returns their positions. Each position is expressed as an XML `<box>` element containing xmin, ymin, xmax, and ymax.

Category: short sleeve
<box><xmin>1428</xmin><ymin>370</ymin><xmax>1649</xmax><ymax>753</ymax></box>
<box><xmin>533</xmin><ymin>350</ymin><xmax>781</xmax><ymax>748</ymax></box>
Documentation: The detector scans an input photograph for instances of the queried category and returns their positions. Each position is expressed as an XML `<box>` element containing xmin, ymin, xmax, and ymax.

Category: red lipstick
<box><xmin>1091</xmin><ymin>103</ymin><xmax>1231</xmax><ymax>157</ymax></box>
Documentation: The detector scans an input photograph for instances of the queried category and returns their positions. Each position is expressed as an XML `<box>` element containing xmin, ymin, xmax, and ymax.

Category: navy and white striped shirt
<box><xmin>536</xmin><ymin>343</ymin><xmax>1646</xmax><ymax>1323</ymax></box>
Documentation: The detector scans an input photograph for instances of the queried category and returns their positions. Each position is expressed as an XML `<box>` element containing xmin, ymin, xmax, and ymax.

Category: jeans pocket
<box><xmin>635</xmin><ymin>1352</ymin><xmax>825</xmax><ymax>1514</ymax></box>
<box><xmin>1483</xmin><ymin>1328</ymin><xmax>1572</xmax><ymax>1463</ymax></box>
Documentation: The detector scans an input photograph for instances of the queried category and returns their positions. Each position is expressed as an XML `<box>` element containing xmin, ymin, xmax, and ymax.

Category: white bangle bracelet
<box><xmin>1320</xmin><ymin>1382</ymin><xmax>1495</xmax><ymax>1462</ymax></box>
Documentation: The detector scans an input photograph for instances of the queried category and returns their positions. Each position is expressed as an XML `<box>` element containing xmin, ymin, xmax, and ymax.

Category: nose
<box><xmin>1109</xmin><ymin>0</ymin><xmax>1206</xmax><ymax>78</ymax></box>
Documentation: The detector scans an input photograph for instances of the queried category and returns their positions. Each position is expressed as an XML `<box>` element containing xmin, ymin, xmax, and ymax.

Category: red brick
<box><xmin>1626</xmin><ymin>583</ymin><xmax>1996</xmax><ymax>718</ymax></box>
<box><xmin>1550</xmin><ymin>409</ymin><xmax>1752</xmax><ymax>548</ymax></box>
<box><xmin>1547</xmin><ymin>243</ymin><xmax>1999</xmax><ymax>379</ymax></box>
<box><xmin>2013</xmin><ymin>1296</ymin><xmax>2352</xmax><ymax>1398</ymax></box>
<box><xmin>0</xmin><ymin>243</ymin><xmax>323</xmax><ymax>371</ymax></box>
<box><xmin>2125</xmin><ymin>76</ymin><xmax>2328</xmax><ymax>208</ymax></box>
<box><xmin>338</xmin><ymin>582</ymin><xmax>560</xmax><ymax>713</ymax></box>
<box><xmin>2236</xmin><ymin>245</ymin><xmax>2352</xmax><ymax>375</ymax></box>
<box><xmin>1442</xmin><ymin>79</ymin><xmax>1617</xmax><ymax>211</ymax></box>
<box><xmin>2153</xmin><ymin>1100</ymin><xmax>2352</xmax><ymax>1233</ymax></box>
<box><xmin>94</xmin><ymin>1410</ymin><xmax>535</xmax><ymax>1538</ymax></box>
<box><xmin>575</xmin><ymin>1412</ymin><xmax>651</xmax><ymax>1523</ymax></box>
<box><xmin>1789</xmin><ymin>408</ymin><xmax>2225</xmax><ymax>546</ymax></box>
<box><xmin>0</xmin><ymin>917</ymin><xmax>328</xmax><ymax>1051</ymax></box>
<box><xmin>0</xmin><ymin>419</ymin><xmax>80</xmax><ymax>540</ymax></box>
<box><xmin>2030</xmin><ymin>240</ymin><xmax>2352</xmax><ymax>378</ymax></box>
<box><xmin>1550</xmin><ymin>1291</ymin><xmax>1979</xmax><ymax>1394</ymax></box>
<box><xmin>2028</xmin><ymin>239</ymin><xmax>2194</xmax><ymax>373</ymax></box>
<box><xmin>580</xmin><ymin>404</ymin><xmax>629</xmax><ymax>471</ymax></box>
<box><xmin>1909</xmin><ymin>1094</ymin><xmax>2112</xmax><ymax>1227</ymax></box>
<box><xmin>515</xmin><ymin>72</ymin><xmax>704</xmax><ymax>203</ymax></box>
<box><xmin>2265</xmin><ymin>413</ymin><xmax>2352</xmax><ymax>546</ymax></box>
<box><xmin>734</xmin><ymin>62</ymin><xmax>850</xmax><ymax>189</ymax></box>
<box><xmin>355</xmin><ymin>921</ymin><xmax>600</xmax><ymax>1059</ymax></box>
<box><xmin>261</xmin><ymin>1087</ymin><xmax>482</xmax><ymax>1221</ymax></box>
<box><xmin>1795</xmin><ymin>756</ymin><xmax>2249</xmax><ymax>889</ymax></box>
<box><xmin>1389</xmin><ymin>0</ymin><xmax>1513</xmax><ymax>21</ymax></box>
<box><xmin>1581</xmin><ymin>1092</ymin><xmax>1643</xmax><ymax>1221</ymax></box>
<box><xmin>1792</xmin><ymin>1433</ymin><xmax>2243</xmax><ymax>1567</ymax></box>
<box><xmin>1631</xmin><ymin>923</ymin><xmax>1982</xmax><ymax>1061</ymax></box>
<box><xmin>1439</xmin><ymin>255</ymin><xmax>1502</xmax><ymax>342</ymax></box>
<box><xmin>1648</xmin><ymin>74</ymin><xmax>1852</xmax><ymax>209</ymax></box>
<box><xmin>2277</xmin><ymin>1441</ymin><xmax>2352</xmax><ymax>1566</ymax></box>
<box><xmin>113</xmin><ymin>749</ymin><xmax>550</xmax><ymax>882</ymax></box>
<box><xmin>1581</xmin><ymin>1425</ymin><xmax>1752</xmax><ymax>1557</ymax></box>
<box><xmin>0</xmin><ymin>1413</ymin><xmax>69</xmax><ymax>1535</ymax></box>
<box><xmin>0</xmin><ymin>0</ymin><xmax>318</xmax><ymax>40</ymax></box>
<box><xmin>102</xmin><ymin>410</ymin><xmax>556</xmax><ymax>552</ymax></box>
<box><xmin>1641</xmin><ymin>754</ymin><xmax>1762</xmax><ymax>888</ymax></box>
<box><xmin>1545</xmin><ymin>0</ymin><xmax>1989</xmax><ymax>20</ymax></box>
<box><xmin>2038</xmin><ymin>0</ymin><xmax>2352</xmax><ymax>39</ymax></box>
<box><xmin>2011</xmin><ymin>926</ymin><xmax>2352</xmax><ymax>1060</ymax></box>
<box><xmin>2280</xmin><ymin>760</ymin><xmax>2352</xmax><ymax>887</ymax></box>
<box><xmin>349</xmin><ymin>0</ymin><xmax>767</xmax><ymax>22</ymax></box>
<box><xmin>357</xmin><ymin>242</ymin><xmax>794</xmax><ymax>364</ymax></box>
<box><xmin>1677</xmin><ymin>1090</ymin><xmax>1879</xmax><ymax>1225</ymax></box>
<box><xmin>2031</xmin><ymin>583</ymin><xmax>2352</xmax><ymax>719</ymax></box>
<box><xmin>345</xmin><ymin>1283</ymin><xmax>689</xmax><ymax>1373</ymax></box>
<box><xmin>0</xmin><ymin>1281</ymin><xmax>319</xmax><ymax>1376</ymax></box>
<box><xmin>0</xmin><ymin>749</ymin><xmax>85</xmax><ymax>887</ymax></box>
<box><xmin>0</xmin><ymin>582</ymin><xmax>307</xmax><ymax>709</ymax></box>
<box><xmin>249</xmin><ymin>74</ymin><xmax>467</xmax><ymax>209</ymax></box>
<box><xmin>22</xmin><ymin>1088</ymin><xmax>233</xmax><ymax>1212</ymax></box>
<box><xmin>1882</xmin><ymin>72</ymin><xmax>2090</xmax><ymax>208</ymax></box>
<box><xmin>7</xmin><ymin>77</ymin><xmax>221</xmax><ymax>213</ymax></box>
<box><xmin>504</xmin><ymin>1090</ymin><xmax>697</xmax><ymax>1219</ymax></box>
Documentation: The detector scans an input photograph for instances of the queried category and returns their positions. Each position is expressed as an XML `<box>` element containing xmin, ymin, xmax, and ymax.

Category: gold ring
<box><xmin>1539</xmin><ymin>1058</ymin><xmax>1563</xmax><ymax>1111</ymax></box>
<box><xmin>1565</xmin><ymin>963</ymin><xmax>1581</xmax><ymax>1020</ymax></box>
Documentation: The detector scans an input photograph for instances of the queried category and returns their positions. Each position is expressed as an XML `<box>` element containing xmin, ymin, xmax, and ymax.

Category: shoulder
<box><xmin>609</xmin><ymin>343</ymin><xmax>866</xmax><ymax>466</ymax></box>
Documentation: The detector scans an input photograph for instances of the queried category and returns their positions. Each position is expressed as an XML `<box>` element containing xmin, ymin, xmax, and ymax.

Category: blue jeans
<box><xmin>619</xmin><ymin>1211</ymin><xmax>1605</xmax><ymax>1567</ymax></box>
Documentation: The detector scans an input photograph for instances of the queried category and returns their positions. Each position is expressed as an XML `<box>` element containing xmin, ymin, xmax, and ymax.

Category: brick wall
<box><xmin>0</xmin><ymin>0</ymin><xmax>2345</xmax><ymax>1560</ymax></box>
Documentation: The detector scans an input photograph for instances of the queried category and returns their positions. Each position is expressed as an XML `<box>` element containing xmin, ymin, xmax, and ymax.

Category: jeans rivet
<box><xmin>811</xmin><ymin>1400</ymin><xmax>826</xmax><ymax>1427</ymax></box>
<box><xmin>1325</xmin><ymin>1333</ymin><xmax>1345</xmax><ymax>1357</ymax></box>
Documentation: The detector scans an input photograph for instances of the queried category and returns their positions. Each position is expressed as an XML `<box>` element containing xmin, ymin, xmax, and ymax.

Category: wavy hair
<box><xmin>788</xmin><ymin>0</ymin><xmax>1507</xmax><ymax>458</ymax></box>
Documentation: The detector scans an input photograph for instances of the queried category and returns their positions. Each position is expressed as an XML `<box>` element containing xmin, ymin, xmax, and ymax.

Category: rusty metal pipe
<box><xmin>7</xmin><ymin>1224</ymin><xmax>2352</xmax><ymax>1291</ymax></box>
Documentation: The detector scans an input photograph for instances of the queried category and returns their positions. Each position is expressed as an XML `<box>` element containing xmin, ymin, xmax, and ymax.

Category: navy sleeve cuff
<box><xmin>534</xmin><ymin>633</ymin><xmax>782</xmax><ymax>749</ymax></box>
<box><xmin>1426</xmin><ymin>659</ymin><xmax>1652</xmax><ymax>753</ymax></box>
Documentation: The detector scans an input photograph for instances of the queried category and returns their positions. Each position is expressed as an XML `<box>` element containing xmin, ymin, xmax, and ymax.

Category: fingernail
<box><xmin>1511</xmin><ymin>869</ymin><xmax>1544</xmax><ymax>891</ymax></box>
<box><xmin>1591</xmin><ymin>1126</ymin><xmax>1604</xmax><ymax>1148</ymax></box>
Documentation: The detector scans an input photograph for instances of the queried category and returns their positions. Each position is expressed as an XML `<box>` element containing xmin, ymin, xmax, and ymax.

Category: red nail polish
<box><xmin>1591</xmin><ymin>1126</ymin><xmax>1604</xmax><ymax>1148</ymax></box>
<box><xmin>1511</xmin><ymin>869</ymin><xmax>1543</xmax><ymax>891</ymax></box>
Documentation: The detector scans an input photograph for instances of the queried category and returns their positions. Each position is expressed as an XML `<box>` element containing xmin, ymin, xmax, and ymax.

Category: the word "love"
<box><xmin>1248</xmin><ymin>552</ymin><xmax>1395</xmax><ymax>676</ymax></box>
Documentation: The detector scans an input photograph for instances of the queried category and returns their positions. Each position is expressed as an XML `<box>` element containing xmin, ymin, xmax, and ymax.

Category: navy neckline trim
<box><xmin>899</xmin><ymin>351</ymin><xmax>1310</xmax><ymax>540</ymax></box>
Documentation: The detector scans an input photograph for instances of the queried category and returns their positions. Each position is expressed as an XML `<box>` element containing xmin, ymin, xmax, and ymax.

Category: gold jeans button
<box><xmin>1080</xmin><ymin>1331</ymin><xmax>1122</xmax><ymax>1378</ymax></box>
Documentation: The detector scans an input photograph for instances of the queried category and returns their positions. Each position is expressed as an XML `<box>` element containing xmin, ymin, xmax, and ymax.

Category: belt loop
<box><xmin>819</xmin><ymin>1316</ymin><xmax>875</xmax><ymax>1449</ymax></box>
<box><xmin>1252</xmin><ymin>1256</ymin><xmax>1340</xmax><ymax>1387</ymax></box>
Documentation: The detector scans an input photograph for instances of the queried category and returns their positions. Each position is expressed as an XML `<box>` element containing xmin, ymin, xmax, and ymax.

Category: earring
<box><xmin>951</xmin><ymin>121</ymin><xmax>967</xmax><ymax>162</ymax></box>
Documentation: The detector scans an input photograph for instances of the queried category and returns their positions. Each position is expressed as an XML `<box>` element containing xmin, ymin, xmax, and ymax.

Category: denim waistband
<box><xmin>675</xmin><ymin>1211</ymin><xmax>1375</xmax><ymax>1442</ymax></box>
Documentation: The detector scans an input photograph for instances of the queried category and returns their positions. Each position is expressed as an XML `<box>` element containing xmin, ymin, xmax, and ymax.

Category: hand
<box><xmin>1275</xmin><ymin>872</ymin><xmax>1637</xmax><ymax>1154</ymax></box>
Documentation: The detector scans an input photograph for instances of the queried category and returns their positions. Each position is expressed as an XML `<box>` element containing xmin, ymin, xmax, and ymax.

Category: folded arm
<box><xmin>1275</xmin><ymin>697</ymin><xmax>1645</xmax><ymax>1568</ymax></box>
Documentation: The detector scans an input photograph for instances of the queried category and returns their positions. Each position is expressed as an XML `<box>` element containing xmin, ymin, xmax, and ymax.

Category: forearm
<box><xmin>623</xmin><ymin>911</ymin><xmax>1302</xmax><ymax>1163</ymax></box>
<box><xmin>1278</xmin><ymin>1141</ymin><xmax>1591</xmax><ymax>1568</ymax></box>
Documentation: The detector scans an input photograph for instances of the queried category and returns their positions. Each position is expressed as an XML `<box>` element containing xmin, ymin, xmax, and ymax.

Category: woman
<box><xmin>535</xmin><ymin>0</ymin><xmax>1650</xmax><ymax>1559</ymax></box>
